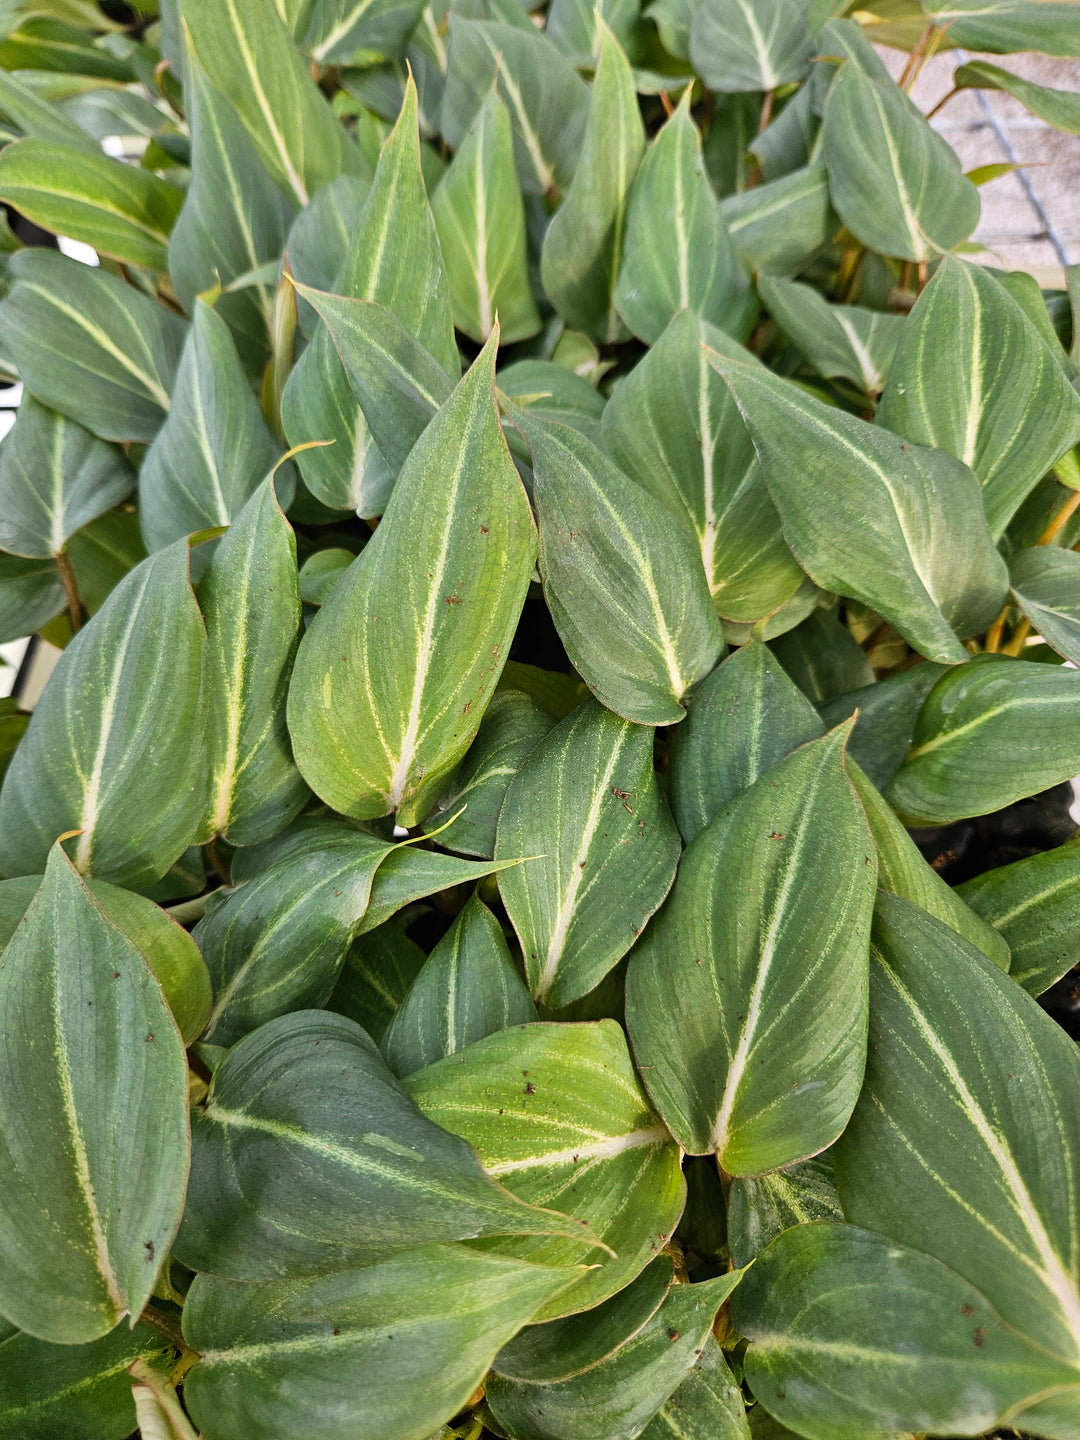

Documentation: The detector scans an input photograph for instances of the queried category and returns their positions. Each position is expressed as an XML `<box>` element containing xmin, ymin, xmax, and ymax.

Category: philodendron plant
<box><xmin>3</xmin><ymin>0</ymin><xmax>1080</xmax><ymax>1437</ymax></box>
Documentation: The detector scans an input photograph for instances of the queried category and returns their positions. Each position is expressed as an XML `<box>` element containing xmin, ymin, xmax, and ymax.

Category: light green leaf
<box><xmin>920</xmin><ymin>0</ymin><xmax>1080</xmax><ymax>56</ymax></box>
<box><xmin>639</xmin><ymin>1336</ymin><xmax>751</xmax><ymax>1440</ymax></box>
<box><xmin>423</xmin><ymin>689</ymin><xmax>557</xmax><ymax>858</ymax></box>
<box><xmin>758</xmin><ymin>275</ymin><xmax>905</xmax><ymax>393</ymax></box>
<box><xmin>836</xmin><ymin>892</ymin><xmax>1080</xmax><ymax>1381</ymax></box>
<box><xmin>327</xmin><ymin>915</ymin><xmax>427</xmax><ymax>1041</ymax></box>
<box><xmin>689</xmin><ymin>0</ymin><xmax>814</xmax><ymax>91</ymax></box>
<box><xmin>174</xmin><ymin>1009</ymin><xmax>594</xmax><ymax>1280</ymax></box>
<box><xmin>181</xmin><ymin>0</ymin><xmax>364</xmax><ymax>206</ymax></box>
<box><xmin>169</xmin><ymin>45</ymin><xmax>294</xmax><ymax>372</ymax></box>
<box><xmin>0</xmin><ymin>395</ymin><xmax>133</xmax><ymax>560</ymax></box>
<box><xmin>614</xmin><ymin>90</ymin><xmax>753</xmax><ymax>346</ymax></box>
<box><xmin>1009</xmin><ymin>545</ymin><xmax>1080</xmax><ymax>664</ymax></box>
<box><xmin>0</xmin><ymin>65</ymin><xmax>99</xmax><ymax>149</ymax></box>
<box><xmin>0</xmin><ymin>248</ymin><xmax>185</xmax><ymax>443</ymax></box>
<box><xmin>303</xmin><ymin>0</ymin><xmax>426</xmax><ymax>63</ymax></box>
<box><xmin>626</xmin><ymin>726</ymin><xmax>876</xmax><ymax>1171</ymax></box>
<box><xmin>407</xmin><ymin>1019</ymin><xmax>685</xmax><ymax>1319</ymax></box>
<box><xmin>818</xmin><ymin>663</ymin><xmax>948</xmax><ymax>790</ymax></box>
<box><xmin>878</xmin><ymin>258</ymin><xmax>1080</xmax><ymax>538</ymax></box>
<box><xmin>720</xmin><ymin>162</ymin><xmax>839</xmax><ymax>277</ymax></box>
<box><xmin>0</xmin><ymin>553</ymin><xmax>65</xmax><ymax>642</ymax></box>
<box><xmin>496</xmin><ymin>699</ymin><xmax>680</xmax><ymax>1008</ymax></box>
<box><xmin>669</xmin><ymin>638</ymin><xmax>824</xmax><ymax>845</ymax></box>
<box><xmin>288</xmin><ymin>332</ymin><xmax>535</xmax><ymax>825</ymax></box>
<box><xmin>442</xmin><ymin>17</ymin><xmax>589</xmax><ymax>196</ymax></box>
<box><xmin>0</xmin><ymin>542</ymin><xmax>208</xmax><ymax>889</ymax></box>
<box><xmin>885</xmin><ymin>655</ymin><xmax>1080</xmax><ymax>824</ymax></box>
<box><xmin>957</xmin><ymin>837</ymin><xmax>1080</xmax><ymax>996</ymax></box>
<box><xmin>821</xmin><ymin>21</ymin><xmax>980</xmax><ymax>262</ymax></box>
<box><xmin>381</xmin><ymin>893</ymin><xmax>537</xmax><ymax>1076</ymax></box>
<box><xmin>182</xmin><ymin>1245</ymin><xmax>581</xmax><ymax>1440</ymax></box>
<box><xmin>727</xmin><ymin>1154</ymin><xmax>842</xmax><ymax>1269</ymax></box>
<box><xmin>198</xmin><ymin>478</ymin><xmax>309</xmax><ymax>846</ymax></box>
<box><xmin>431</xmin><ymin>89</ymin><xmax>541</xmax><ymax>345</ymax></box>
<box><xmin>540</xmin><ymin>22</ymin><xmax>644</xmax><ymax>343</ymax></box>
<box><xmin>601</xmin><ymin>313</ymin><xmax>805</xmax><ymax>626</ymax></box>
<box><xmin>139</xmin><ymin>300</ymin><xmax>285</xmax><ymax>561</ymax></box>
<box><xmin>488</xmin><ymin>1260</ymin><xmax>744</xmax><ymax>1440</ymax></box>
<box><xmin>512</xmin><ymin>406</ymin><xmax>725</xmax><ymax>724</ymax></box>
<box><xmin>0</xmin><ymin>138</ymin><xmax>183</xmax><ymax>270</ymax></box>
<box><xmin>955</xmin><ymin>59</ymin><xmax>1080</xmax><ymax>134</ymax></box>
<box><xmin>298</xmin><ymin>545</ymin><xmax>355</xmax><ymax>605</ymax></box>
<box><xmin>706</xmin><ymin>351</ymin><xmax>1008</xmax><ymax>662</ymax></box>
<box><xmin>733</xmin><ymin>1222</ymin><xmax>1080</xmax><ymax>1440</ymax></box>
<box><xmin>0</xmin><ymin>847</ymin><xmax>189</xmax><ymax>1343</ymax></box>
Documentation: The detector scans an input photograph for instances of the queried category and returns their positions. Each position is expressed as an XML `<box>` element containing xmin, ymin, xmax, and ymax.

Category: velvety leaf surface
<box><xmin>355</xmin><ymin>845</ymin><xmax>528</xmax><ymax>935</ymax></box>
<box><xmin>627</xmin><ymin>727</ymin><xmax>876</xmax><ymax>1170</ymax></box>
<box><xmin>302</xmin><ymin>0</ymin><xmax>426</xmax><ymax>63</ymax></box>
<box><xmin>689</xmin><ymin>0</ymin><xmax>813</xmax><ymax>92</ymax></box>
<box><xmin>920</xmin><ymin>0</ymin><xmax>1080</xmax><ymax>56</ymax></box>
<box><xmin>327</xmin><ymin>915</ymin><xmax>428</xmax><ymax>1042</ymax></box>
<box><xmin>769</xmin><ymin>609</ymin><xmax>874</xmax><ymax>705</ymax></box>
<box><xmin>818</xmin><ymin>663</ymin><xmax>948</xmax><ymax>790</ymax></box>
<box><xmin>1009</xmin><ymin>546</ymin><xmax>1080</xmax><ymax>664</ymax></box>
<box><xmin>638</xmin><ymin>1336</ymin><xmax>751</xmax><ymax>1440</ymax></box>
<box><xmin>720</xmin><ymin>163</ymin><xmax>838</xmax><ymax>277</ymax></box>
<box><xmin>0</xmin><ymin>554</ymin><xmax>65</xmax><ymax>644</ymax></box>
<box><xmin>0</xmin><ymin>848</ymin><xmax>188</xmax><ymax>1343</ymax></box>
<box><xmin>727</xmin><ymin>1154</ymin><xmax>842</xmax><ymax>1269</ymax></box>
<box><xmin>758</xmin><ymin>275</ymin><xmax>905</xmax><ymax>393</ymax></box>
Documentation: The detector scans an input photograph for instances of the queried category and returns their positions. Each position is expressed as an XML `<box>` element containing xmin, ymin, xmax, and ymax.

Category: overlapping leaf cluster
<box><xmin>0</xmin><ymin>1</ymin><xmax>1080</xmax><ymax>1438</ymax></box>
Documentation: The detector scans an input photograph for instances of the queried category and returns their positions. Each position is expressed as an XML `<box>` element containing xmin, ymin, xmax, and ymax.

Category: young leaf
<box><xmin>920</xmin><ymin>0</ymin><xmax>1080</xmax><ymax>56</ymax></box>
<box><xmin>198</xmin><ymin>478</ymin><xmax>309</xmax><ymax>846</ymax></box>
<box><xmin>139</xmin><ymin>300</ymin><xmax>284</xmax><ymax>560</ymax></box>
<box><xmin>707</xmin><ymin>350</ymin><xmax>1008</xmax><ymax>662</ymax></box>
<box><xmin>668</xmin><ymin>638</ymin><xmax>824</xmax><ymax>845</ymax></box>
<box><xmin>955</xmin><ymin>59</ymin><xmax>1080</xmax><ymax>135</ymax></box>
<box><xmin>356</xmin><ymin>843</ymin><xmax>529</xmax><ymax>936</ymax></box>
<box><xmin>174</xmin><ymin>1009</ymin><xmax>594</xmax><ymax>1280</ymax></box>
<box><xmin>885</xmin><ymin>655</ymin><xmax>1080</xmax><ymax>824</ymax></box>
<box><xmin>182</xmin><ymin>1246</ymin><xmax>580</xmax><ymax>1440</ymax></box>
<box><xmin>878</xmin><ymin>258</ymin><xmax>1080</xmax><ymax>538</ymax></box>
<box><xmin>0</xmin><ymin>395</ymin><xmax>133</xmax><ymax>560</ymax></box>
<box><xmin>600</xmin><ymin>313</ymin><xmax>805</xmax><ymax>626</ymax></box>
<box><xmin>0</xmin><ymin>249</ymin><xmax>186</xmax><ymax>443</ymax></box>
<box><xmin>381</xmin><ymin>893</ymin><xmax>537</xmax><ymax>1077</ymax></box>
<box><xmin>431</xmin><ymin>89</ymin><xmax>541</xmax><ymax>345</ymax></box>
<box><xmin>539</xmin><ymin>21</ymin><xmax>644</xmax><ymax>343</ymax></box>
<box><xmin>757</xmin><ymin>275</ymin><xmax>905</xmax><ymax>394</ymax></box>
<box><xmin>0</xmin><ymin>542</ymin><xmax>209</xmax><ymax>889</ymax></box>
<box><xmin>1008</xmin><ymin>546</ymin><xmax>1080</xmax><ymax>664</ymax></box>
<box><xmin>496</xmin><ymin>700</ymin><xmax>680</xmax><ymax>1009</ymax></box>
<box><xmin>512</xmin><ymin>407</ymin><xmax>725</xmax><ymax>724</ymax></box>
<box><xmin>689</xmin><ymin>0</ymin><xmax>814</xmax><ymax>91</ymax></box>
<box><xmin>407</xmin><ymin>1019</ymin><xmax>684</xmax><ymax>1320</ymax></box>
<box><xmin>614</xmin><ymin>90</ymin><xmax>753</xmax><ymax>346</ymax></box>
<box><xmin>626</xmin><ymin>727</ymin><xmax>877</xmax><ymax>1171</ymax></box>
<box><xmin>287</xmin><ymin>332</ymin><xmax>536</xmax><ymax>825</ymax></box>
<box><xmin>0</xmin><ymin>847</ymin><xmax>189</xmax><ymax>1343</ymax></box>
<box><xmin>957</xmin><ymin>838</ymin><xmax>1080</xmax><ymax>997</ymax></box>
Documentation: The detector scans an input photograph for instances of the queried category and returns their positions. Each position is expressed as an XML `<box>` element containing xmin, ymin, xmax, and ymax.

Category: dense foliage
<box><xmin>1</xmin><ymin>1</ymin><xmax>1080</xmax><ymax>1437</ymax></box>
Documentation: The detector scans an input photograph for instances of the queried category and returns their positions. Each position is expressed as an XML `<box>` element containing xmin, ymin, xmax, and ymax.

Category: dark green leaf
<box><xmin>356</xmin><ymin>843</ymin><xmax>528</xmax><ymax>935</ymax></box>
<box><xmin>303</xmin><ymin>0</ymin><xmax>426</xmax><ymax>63</ymax></box>
<box><xmin>727</xmin><ymin>1154</ymin><xmax>842</xmax><ymax>1268</ymax></box>
<box><xmin>1009</xmin><ymin>545</ymin><xmax>1080</xmax><ymax>664</ymax></box>
<box><xmin>769</xmin><ymin>609</ymin><xmax>874</xmax><ymax>704</ymax></box>
<box><xmin>955</xmin><ymin>59</ymin><xmax>1080</xmax><ymax>134</ymax></box>
<box><xmin>0</xmin><ymin>554</ymin><xmax>65</xmax><ymax>644</ymax></box>
<box><xmin>639</xmin><ymin>1336</ymin><xmax>751</xmax><ymax>1440</ymax></box>
<box><xmin>758</xmin><ymin>275</ymin><xmax>905</xmax><ymax>393</ymax></box>
<box><xmin>720</xmin><ymin>163</ymin><xmax>838</xmax><ymax>277</ymax></box>
<box><xmin>818</xmin><ymin>662</ymin><xmax>948</xmax><ymax>790</ymax></box>
<box><xmin>327</xmin><ymin>915</ymin><xmax>427</xmax><ymax>1040</ymax></box>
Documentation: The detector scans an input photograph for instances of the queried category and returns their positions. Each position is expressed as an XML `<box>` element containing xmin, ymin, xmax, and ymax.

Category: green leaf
<box><xmin>0</xmin><ymin>248</ymin><xmax>186</xmax><ymax>443</ymax></box>
<box><xmin>0</xmin><ymin>65</ymin><xmax>99</xmax><ymax>150</ymax></box>
<box><xmin>139</xmin><ymin>300</ymin><xmax>285</xmax><ymax>560</ymax></box>
<box><xmin>821</xmin><ymin>21</ymin><xmax>980</xmax><ymax>262</ymax></box>
<box><xmin>0</xmin><ymin>847</ymin><xmax>189</xmax><ymax>1343</ymax></box>
<box><xmin>381</xmin><ymin>893</ymin><xmax>537</xmax><ymax>1076</ymax></box>
<box><xmin>298</xmin><ymin>545</ymin><xmax>355</xmax><ymax>605</ymax></box>
<box><xmin>540</xmin><ymin>22</ymin><xmax>643</xmax><ymax>344</ymax></box>
<box><xmin>706</xmin><ymin>350</ymin><xmax>1008</xmax><ymax>662</ymax></box>
<box><xmin>758</xmin><ymin>275</ymin><xmax>905</xmax><ymax>393</ymax></box>
<box><xmin>356</xmin><ymin>843</ymin><xmax>528</xmax><ymax>935</ymax></box>
<box><xmin>626</xmin><ymin>726</ymin><xmax>876</xmax><ymax>1171</ymax></box>
<box><xmin>669</xmin><ymin>638</ymin><xmax>824</xmax><ymax>845</ymax></box>
<box><xmin>488</xmin><ymin>1260</ymin><xmax>744</xmax><ymax>1440</ymax></box>
<box><xmin>286</xmin><ymin>174</ymin><xmax>369</xmax><ymax>338</ymax></box>
<box><xmin>303</xmin><ymin>0</ymin><xmax>427</xmax><ymax>63</ymax></box>
<box><xmin>546</xmin><ymin>0</ymin><xmax>641</xmax><ymax>60</ymax></box>
<box><xmin>835</xmin><ymin>893</ymin><xmax>1080</xmax><ymax>1385</ymax></box>
<box><xmin>733</xmin><ymin>1222</ymin><xmax>1080</xmax><ymax>1440</ymax></box>
<box><xmin>407</xmin><ymin>1018</ymin><xmax>685</xmax><ymax>1319</ymax></box>
<box><xmin>198</xmin><ymin>478</ymin><xmax>309</xmax><ymax>846</ymax></box>
<box><xmin>614</xmin><ymin>90</ymin><xmax>753</xmax><ymax>346</ymax></box>
<box><xmin>878</xmin><ymin>258</ymin><xmax>1080</xmax><ymax>538</ymax></box>
<box><xmin>496</xmin><ymin>700</ymin><xmax>680</xmax><ymax>1008</ymax></box>
<box><xmin>920</xmin><ymin>0</ymin><xmax>1080</xmax><ymax>56</ymax></box>
<box><xmin>955</xmin><ymin>59</ymin><xmax>1080</xmax><ymax>134</ymax></box>
<box><xmin>288</xmin><ymin>332</ymin><xmax>536</xmax><ymax>825</ymax></box>
<box><xmin>169</xmin><ymin>44</ymin><xmax>294</xmax><ymax>371</ymax></box>
<box><xmin>727</xmin><ymin>1154</ymin><xmax>842</xmax><ymax>1268</ymax></box>
<box><xmin>957</xmin><ymin>837</ymin><xmax>1080</xmax><ymax>996</ymax></box>
<box><xmin>1009</xmin><ymin>545</ymin><xmax>1080</xmax><ymax>664</ymax></box>
<box><xmin>0</xmin><ymin>542</ymin><xmax>209</xmax><ymax>889</ymax></box>
<box><xmin>65</xmin><ymin>509</ymin><xmax>147</xmax><ymax>617</ymax></box>
<box><xmin>182</xmin><ymin>1244</ymin><xmax>581</xmax><ymax>1440</ymax></box>
<box><xmin>689</xmin><ymin>0</ymin><xmax>814</xmax><ymax>92</ymax></box>
<box><xmin>0</xmin><ymin>1319</ymin><xmax>172</xmax><ymax>1440</ymax></box>
<box><xmin>639</xmin><ymin>1336</ymin><xmax>751</xmax><ymax>1440</ymax></box>
<box><xmin>512</xmin><ymin>406</ymin><xmax>725</xmax><ymax>724</ymax></box>
<box><xmin>423</xmin><ymin>689</ymin><xmax>557</xmax><ymax>858</ymax></box>
<box><xmin>0</xmin><ymin>138</ymin><xmax>183</xmax><ymax>270</ymax></box>
<box><xmin>885</xmin><ymin>655</ymin><xmax>1080</xmax><ymax>824</ymax></box>
<box><xmin>442</xmin><ymin>17</ymin><xmax>589</xmax><ymax>196</ymax></box>
<box><xmin>181</xmin><ymin>0</ymin><xmax>364</xmax><ymax>206</ymax></box>
<box><xmin>498</xmin><ymin>361</ymin><xmax>607</xmax><ymax>444</ymax></box>
<box><xmin>818</xmin><ymin>662</ymin><xmax>948</xmax><ymax>790</ymax></box>
<box><xmin>0</xmin><ymin>553</ymin><xmax>65</xmax><ymax>642</ymax></box>
<box><xmin>770</xmin><ymin>609</ymin><xmax>874</xmax><ymax>705</ymax></box>
<box><xmin>600</xmin><ymin>313</ymin><xmax>806</xmax><ymax>627</ymax></box>
<box><xmin>0</xmin><ymin>395</ymin><xmax>133</xmax><ymax>560</ymax></box>
<box><xmin>431</xmin><ymin>89</ymin><xmax>541</xmax><ymax>345</ymax></box>
<box><xmin>327</xmin><ymin>914</ymin><xmax>427</xmax><ymax>1041</ymax></box>
<box><xmin>174</xmin><ymin>1009</ymin><xmax>594</xmax><ymax>1279</ymax></box>
<box><xmin>720</xmin><ymin>162</ymin><xmax>839</xmax><ymax>277</ymax></box>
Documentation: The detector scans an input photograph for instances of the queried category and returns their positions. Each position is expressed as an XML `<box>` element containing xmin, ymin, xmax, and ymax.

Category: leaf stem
<box><xmin>926</xmin><ymin>85</ymin><xmax>958</xmax><ymax>121</ymax></box>
<box><xmin>758</xmin><ymin>87</ymin><xmax>775</xmax><ymax>134</ymax></box>
<box><xmin>56</xmin><ymin>549</ymin><xmax>82</xmax><ymax>632</ymax></box>
<box><xmin>1002</xmin><ymin>618</ymin><xmax>1032</xmax><ymax>657</ymax></box>
<box><xmin>206</xmin><ymin>836</ymin><xmax>232</xmax><ymax>886</ymax></box>
<box><xmin>1037</xmin><ymin>487</ymin><xmax>1080</xmax><ymax>547</ymax></box>
<box><xmin>984</xmin><ymin>605</ymin><xmax>1009</xmax><ymax>653</ymax></box>
<box><xmin>129</xmin><ymin>1360</ymin><xmax>201</xmax><ymax>1440</ymax></box>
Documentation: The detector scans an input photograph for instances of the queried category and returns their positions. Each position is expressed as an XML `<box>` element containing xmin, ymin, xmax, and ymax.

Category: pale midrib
<box><xmin>311</xmin><ymin>0</ymin><xmax>376</xmax><ymax>61</ymax></box>
<box><xmin>19</xmin><ymin>179</ymin><xmax>171</xmax><ymax>245</ymax></box>
<box><xmin>487</xmin><ymin>1125</ymin><xmax>669</xmax><ymax>1175</ymax></box>
<box><xmin>961</xmin><ymin>268</ymin><xmax>983</xmax><ymax>467</ymax></box>
<box><xmin>48</xmin><ymin>416</ymin><xmax>66</xmax><ymax>556</ymax></box>
<box><xmin>735</xmin><ymin>0</ymin><xmax>779</xmax><ymax>89</ymax></box>
<box><xmin>473</xmin><ymin>141</ymin><xmax>493</xmax><ymax>338</ymax></box>
<box><xmin>209</xmin><ymin>543</ymin><xmax>253</xmax><ymax>834</ymax></box>
<box><xmin>222</xmin><ymin>0</ymin><xmax>309</xmax><ymax>207</ymax></box>
<box><xmin>486</xmin><ymin>38</ymin><xmax>552</xmax><ymax>192</ymax></box>
<box><xmin>906</xmin><ymin>694</ymin><xmax>1065</xmax><ymax>761</ymax></box>
<box><xmin>22</xmin><ymin>281</ymin><xmax>170</xmax><ymax>410</ymax></box>
<box><xmin>834</xmin><ymin>313</ymin><xmax>880</xmax><ymax>392</ymax></box>
<box><xmin>698</xmin><ymin>345</ymin><xmax>719</xmax><ymax>585</ymax></box>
